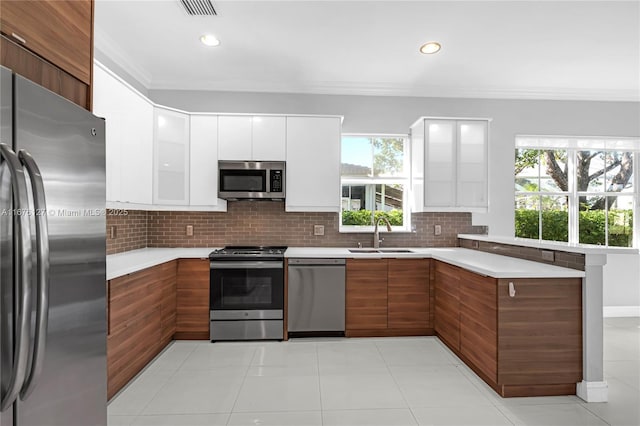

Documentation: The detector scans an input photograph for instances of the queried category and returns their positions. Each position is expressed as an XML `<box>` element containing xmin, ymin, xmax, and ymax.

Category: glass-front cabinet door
<box><xmin>412</xmin><ymin>117</ymin><xmax>489</xmax><ymax>212</ymax></box>
<box><xmin>424</xmin><ymin>120</ymin><xmax>456</xmax><ymax>207</ymax></box>
<box><xmin>153</xmin><ymin>107</ymin><xmax>190</xmax><ymax>205</ymax></box>
<box><xmin>456</xmin><ymin>120</ymin><xmax>488</xmax><ymax>208</ymax></box>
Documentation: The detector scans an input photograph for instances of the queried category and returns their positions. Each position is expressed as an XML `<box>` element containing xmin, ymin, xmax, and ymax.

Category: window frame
<box><xmin>340</xmin><ymin>133</ymin><xmax>412</xmax><ymax>233</ymax></box>
<box><xmin>515</xmin><ymin>136</ymin><xmax>639</xmax><ymax>248</ymax></box>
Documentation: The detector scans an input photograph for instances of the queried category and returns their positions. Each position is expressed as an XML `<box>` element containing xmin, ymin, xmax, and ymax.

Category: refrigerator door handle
<box><xmin>0</xmin><ymin>143</ymin><xmax>33</xmax><ymax>412</ymax></box>
<box><xmin>17</xmin><ymin>150</ymin><xmax>50</xmax><ymax>400</ymax></box>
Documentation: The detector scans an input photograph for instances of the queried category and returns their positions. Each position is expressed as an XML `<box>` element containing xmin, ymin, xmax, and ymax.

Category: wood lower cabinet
<box><xmin>433</xmin><ymin>260</ymin><xmax>582</xmax><ymax>397</ymax></box>
<box><xmin>346</xmin><ymin>259</ymin><xmax>389</xmax><ymax>331</ymax></box>
<box><xmin>459</xmin><ymin>268</ymin><xmax>497</xmax><ymax>384</ymax></box>
<box><xmin>160</xmin><ymin>261</ymin><xmax>178</xmax><ymax>346</ymax></box>
<box><xmin>346</xmin><ymin>258</ymin><xmax>431</xmax><ymax>337</ymax></box>
<box><xmin>434</xmin><ymin>261</ymin><xmax>460</xmax><ymax>349</ymax></box>
<box><xmin>175</xmin><ymin>258</ymin><xmax>210</xmax><ymax>340</ymax></box>
<box><xmin>497</xmin><ymin>277</ymin><xmax>582</xmax><ymax>396</ymax></box>
<box><xmin>107</xmin><ymin>260</ymin><xmax>176</xmax><ymax>399</ymax></box>
<box><xmin>388</xmin><ymin>259</ymin><xmax>430</xmax><ymax>329</ymax></box>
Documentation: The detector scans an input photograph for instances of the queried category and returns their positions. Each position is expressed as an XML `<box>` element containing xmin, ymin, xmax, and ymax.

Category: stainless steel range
<box><xmin>209</xmin><ymin>246</ymin><xmax>287</xmax><ymax>341</ymax></box>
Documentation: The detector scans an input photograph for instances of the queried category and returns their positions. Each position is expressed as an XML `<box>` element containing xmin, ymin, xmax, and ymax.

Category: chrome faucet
<box><xmin>373</xmin><ymin>217</ymin><xmax>392</xmax><ymax>248</ymax></box>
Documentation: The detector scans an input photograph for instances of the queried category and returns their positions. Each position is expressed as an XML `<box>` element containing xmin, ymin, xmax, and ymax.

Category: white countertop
<box><xmin>286</xmin><ymin>247</ymin><xmax>585</xmax><ymax>279</ymax></box>
<box><xmin>107</xmin><ymin>247</ymin><xmax>216</xmax><ymax>280</ymax></box>
<box><xmin>457</xmin><ymin>234</ymin><xmax>639</xmax><ymax>255</ymax></box>
<box><xmin>107</xmin><ymin>246</ymin><xmax>584</xmax><ymax>280</ymax></box>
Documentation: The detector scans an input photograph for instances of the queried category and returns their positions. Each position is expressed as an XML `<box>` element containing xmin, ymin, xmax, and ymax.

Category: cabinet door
<box><xmin>107</xmin><ymin>265</ymin><xmax>164</xmax><ymax>399</ymax></box>
<box><xmin>424</xmin><ymin>120</ymin><xmax>456</xmax><ymax>207</ymax></box>
<box><xmin>456</xmin><ymin>121</ymin><xmax>488</xmax><ymax>208</ymax></box>
<box><xmin>218</xmin><ymin>115</ymin><xmax>252</xmax><ymax>160</ymax></box>
<box><xmin>252</xmin><ymin>116</ymin><xmax>286</xmax><ymax>160</ymax></box>
<box><xmin>190</xmin><ymin>115</ymin><xmax>224</xmax><ymax>207</ymax></box>
<box><xmin>388</xmin><ymin>259</ymin><xmax>430</xmax><ymax>329</ymax></box>
<box><xmin>1</xmin><ymin>35</ymin><xmax>90</xmax><ymax>110</ymax></box>
<box><xmin>93</xmin><ymin>64</ymin><xmax>153</xmax><ymax>204</ymax></box>
<box><xmin>434</xmin><ymin>261</ymin><xmax>460</xmax><ymax>349</ymax></box>
<box><xmin>346</xmin><ymin>259</ymin><xmax>388</xmax><ymax>330</ymax></box>
<box><xmin>121</xmin><ymin>86</ymin><xmax>154</xmax><ymax>204</ymax></box>
<box><xmin>497</xmin><ymin>278</ymin><xmax>582</xmax><ymax>388</ymax></box>
<box><xmin>285</xmin><ymin>116</ymin><xmax>341</xmax><ymax>212</ymax></box>
<box><xmin>459</xmin><ymin>268</ymin><xmax>497</xmax><ymax>382</ymax></box>
<box><xmin>410</xmin><ymin>120</ymin><xmax>425</xmax><ymax>212</ymax></box>
<box><xmin>176</xmin><ymin>259</ymin><xmax>210</xmax><ymax>340</ymax></box>
<box><xmin>0</xmin><ymin>0</ymin><xmax>92</xmax><ymax>84</ymax></box>
<box><xmin>154</xmin><ymin>107</ymin><xmax>190</xmax><ymax>205</ymax></box>
<box><xmin>160</xmin><ymin>261</ymin><xmax>178</xmax><ymax>346</ymax></box>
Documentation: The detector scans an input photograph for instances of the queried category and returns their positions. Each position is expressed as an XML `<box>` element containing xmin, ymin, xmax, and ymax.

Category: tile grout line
<box><xmin>133</xmin><ymin>341</ymin><xmax>201</xmax><ymax>420</ymax></box>
<box><xmin>373</xmin><ymin>339</ymin><xmax>419</xmax><ymax>425</ymax></box>
<box><xmin>225</xmin><ymin>345</ymin><xmax>258</xmax><ymax>423</ymax></box>
<box><xmin>315</xmin><ymin>342</ymin><xmax>325</xmax><ymax>426</ymax></box>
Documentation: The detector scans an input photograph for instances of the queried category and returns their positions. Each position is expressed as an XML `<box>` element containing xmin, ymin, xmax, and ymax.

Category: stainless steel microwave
<box><xmin>218</xmin><ymin>161</ymin><xmax>285</xmax><ymax>200</ymax></box>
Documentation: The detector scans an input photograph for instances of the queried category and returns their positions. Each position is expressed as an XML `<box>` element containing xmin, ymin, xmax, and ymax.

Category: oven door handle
<box><xmin>210</xmin><ymin>261</ymin><xmax>283</xmax><ymax>269</ymax></box>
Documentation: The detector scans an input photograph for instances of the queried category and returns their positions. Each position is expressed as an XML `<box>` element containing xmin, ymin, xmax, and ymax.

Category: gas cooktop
<box><xmin>209</xmin><ymin>246</ymin><xmax>288</xmax><ymax>259</ymax></box>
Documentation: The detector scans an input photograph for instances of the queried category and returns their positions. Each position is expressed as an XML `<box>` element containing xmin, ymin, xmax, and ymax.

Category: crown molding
<box><xmin>94</xmin><ymin>27</ymin><xmax>153</xmax><ymax>88</ymax></box>
<box><xmin>147</xmin><ymin>79</ymin><xmax>640</xmax><ymax>102</ymax></box>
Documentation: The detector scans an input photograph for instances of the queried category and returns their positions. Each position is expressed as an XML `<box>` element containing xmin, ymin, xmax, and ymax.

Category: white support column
<box><xmin>576</xmin><ymin>253</ymin><xmax>608</xmax><ymax>402</ymax></box>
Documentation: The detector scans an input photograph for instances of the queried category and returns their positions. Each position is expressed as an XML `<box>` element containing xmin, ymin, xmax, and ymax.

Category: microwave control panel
<box><xmin>270</xmin><ymin>170</ymin><xmax>283</xmax><ymax>192</ymax></box>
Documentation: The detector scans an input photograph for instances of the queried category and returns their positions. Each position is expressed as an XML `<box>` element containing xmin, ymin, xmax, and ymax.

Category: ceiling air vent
<box><xmin>179</xmin><ymin>0</ymin><xmax>217</xmax><ymax>16</ymax></box>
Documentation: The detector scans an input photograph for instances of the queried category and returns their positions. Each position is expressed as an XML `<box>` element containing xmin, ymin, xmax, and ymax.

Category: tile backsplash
<box><xmin>106</xmin><ymin>210</ymin><xmax>148</xmax><ymax>255</ymax></box>
<box><xmin>107</xmin><ymin>202</ymin><xmax>486</xmax><ymax>254</ymax></box>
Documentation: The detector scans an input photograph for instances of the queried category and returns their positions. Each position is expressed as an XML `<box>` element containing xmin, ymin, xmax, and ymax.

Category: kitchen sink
<box><xmin>347</xmin><ymin>248</ymin><xmax>415</xmax><ymax>254</ymax></box>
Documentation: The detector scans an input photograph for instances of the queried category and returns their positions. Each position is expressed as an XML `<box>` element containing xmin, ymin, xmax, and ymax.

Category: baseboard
<box><xmin>576</xmin><ymin>380</ymin><xmax>608</xmax><ymax>402</ymax></box>
<box><xmin>603</xmin><ymin>306</ymin><xmax>640</xmax><ymax>317</ymax></box>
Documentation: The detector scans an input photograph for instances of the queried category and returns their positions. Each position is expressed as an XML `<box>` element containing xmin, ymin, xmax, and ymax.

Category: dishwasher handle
<box><xmin>288</xmin><ymin>258</ymin><xmax>345</xmax><ymax>266</ymax></box>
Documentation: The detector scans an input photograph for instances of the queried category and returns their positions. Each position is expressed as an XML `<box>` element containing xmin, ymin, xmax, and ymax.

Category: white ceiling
<box><xmin>94</xmin><ymin>0</ymin><xmax>640</xmax><ymax>101</ymax></box>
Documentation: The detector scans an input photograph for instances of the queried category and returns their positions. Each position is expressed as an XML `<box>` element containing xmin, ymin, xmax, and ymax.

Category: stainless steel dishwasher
<box><xmin>287</xmin><ymin>258</ymin><xmax>345</xmax><ymax>334</ymax></box>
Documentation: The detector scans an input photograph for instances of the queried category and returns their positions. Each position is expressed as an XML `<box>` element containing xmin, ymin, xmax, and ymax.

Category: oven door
<box><xmin>210</xmin><ymin>260</ymin><xmax>284</xmax><ymax>315</ymax></box>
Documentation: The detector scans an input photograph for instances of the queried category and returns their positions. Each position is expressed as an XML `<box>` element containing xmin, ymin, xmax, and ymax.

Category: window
<box><xmin>515</xmin><ymin>137</ymin><xmax>638</xmax><ymax>247</ymax></box>
<box><xmin>341</xmin><ymin>135</ymin><xmax>410</xmax><ymax>231</ymax></box>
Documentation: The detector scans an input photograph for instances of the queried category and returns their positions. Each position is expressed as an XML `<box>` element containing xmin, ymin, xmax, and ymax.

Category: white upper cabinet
<box><xmin>153</xmin><ymin>107</ymin><xmax>190</xmax><ymax>205</ymax></box>
<box><xmin>93</xmin><ymin>64</ymin><xmax>153</xmax><ymax>205</ymax></box>
<box><xmin>218</xmin><ymin>115</ymin><xmax>286</xmax><ymax>161</ymax></box>
<box><xmin>189</xmin><ymin>115</ymin><xmax>226</xmax><ymax>209</ymax></box>
<box><xmin>218</xmin><ymin>115</ymin><xmax>252</xmax><ymax>160</ymax></box>
<box><xmin>285</xmin><ymin>116</ymin><xmax>341</xmax><ymax>212</ymax></box>
<box><xmin>456</xmin><ymin>120</ymin><xmax>488</xmax><ymax>208</ymax></box>
<box><xmin>252</xmin><ymin>116</ymin><xmax>286</xmax><ymax>160</ymax></box>
<box><xmin>411</xmin><ymin>117</ymin><xmax>489</xmax><ymax>212</ymax></box>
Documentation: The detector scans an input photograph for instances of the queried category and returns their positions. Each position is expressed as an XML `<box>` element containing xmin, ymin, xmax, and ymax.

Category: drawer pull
<box><xmin>508</xmin><ymin>281</ymin><xmax>516</xmax><ymax>298</ymax></box>
<box><xmin>12</xmin><ymin>33</ymin><xmax>26</xmax><ymax>44</ymax></box>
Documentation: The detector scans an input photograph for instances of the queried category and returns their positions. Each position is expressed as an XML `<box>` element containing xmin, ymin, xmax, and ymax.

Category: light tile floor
<box><xmin>109</xmin><ymin>317</ymin><xmax>640</xmax><ymax>426</ymax></box>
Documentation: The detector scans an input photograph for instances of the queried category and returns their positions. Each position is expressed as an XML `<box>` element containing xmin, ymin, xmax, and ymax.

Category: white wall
<box><xmin>603</xmin><ymin>254</ymin><xmax>640</xmax><ymax>316</ymax></box>
<box><xmin>148</xmin><ymin>89</ymin><xmax>640</xmax><ymax>313</ymax></box>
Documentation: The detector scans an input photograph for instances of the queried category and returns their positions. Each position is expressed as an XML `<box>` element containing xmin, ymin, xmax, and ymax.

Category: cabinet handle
<box><xmin>508</xmin><ymin>281</ymin><xmax>516</xmax><ymax>298</ymax></box>
<box><xmin>11</xmin><ymin>33</ymin><xmax>26</xmax><ymax>44</ymax></box>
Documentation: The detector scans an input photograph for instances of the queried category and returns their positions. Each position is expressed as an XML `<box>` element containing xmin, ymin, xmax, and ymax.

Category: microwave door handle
<box><xmin>18</xmin><ymin>150</ymin><xmax>49</xmax><ymax>400</ymax></box>
<box><xmin>0</xmin><ymin>143</ymin><xmax>33</xmax><ymax>411</ymax></box>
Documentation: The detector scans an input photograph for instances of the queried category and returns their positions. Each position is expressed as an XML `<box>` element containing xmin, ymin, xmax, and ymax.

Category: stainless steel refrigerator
<box><xmin>0</xmin><ymin>66</ymin><xmax>107</xmax><ymax>426</ymax></box>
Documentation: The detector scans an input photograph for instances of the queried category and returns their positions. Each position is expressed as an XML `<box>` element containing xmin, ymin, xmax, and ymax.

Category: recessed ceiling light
<box><xmin>420</xmin><ymin>41</ymin><xmax>441</xmax><ymax>54</ymax></box>
<box><xmin>200</xmin><ymin>34</ymin><xmax>220</xmax><ymax>47</ymax></box>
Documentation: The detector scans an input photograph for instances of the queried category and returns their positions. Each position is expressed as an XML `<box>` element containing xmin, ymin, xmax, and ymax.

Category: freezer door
<box><xmin>13</xmin><ymin>75</ymin><xmax>106</xmax><ymax>426</ymax></box>
<box><xmin>0</xmin><ymin>65</ymin><xmax>13</xmax><ymax>426</ymax></box>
